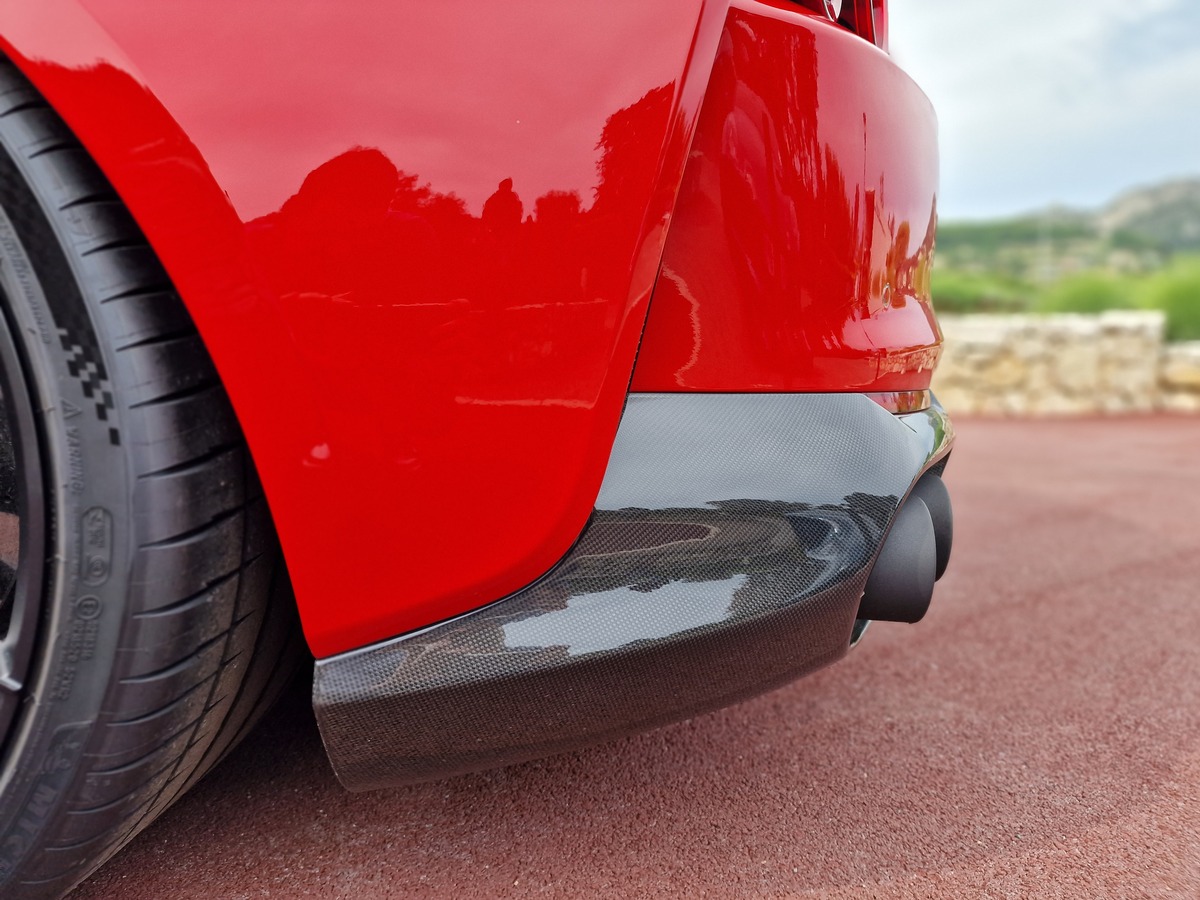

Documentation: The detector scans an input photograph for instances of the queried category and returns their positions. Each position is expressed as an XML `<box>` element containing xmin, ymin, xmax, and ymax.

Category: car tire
<box><xmin>0</xmin><ymin>58</ymin><xmax>301</xmax><ymax>897</ymax></box>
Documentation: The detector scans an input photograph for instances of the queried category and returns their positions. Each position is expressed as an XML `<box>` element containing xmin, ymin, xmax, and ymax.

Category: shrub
<box><xmin>1139</xmin><ymin>257</ymin><xmax>1200</xmax><ymax>341</ymax></box>
<box><xmin>931</xmin><ymin>268</ymin><xmax>1030</xmax><ymax>313</ymax></box>
<box><xmin>1032</xmin><ymin>272</ymin><xmax>1136</xmax><ymax>315</ymax></box>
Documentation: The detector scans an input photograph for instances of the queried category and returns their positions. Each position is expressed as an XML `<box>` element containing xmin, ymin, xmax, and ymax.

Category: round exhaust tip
<box><xmin>858</xmin><ymin>496</ymin><xmax>936</xmax><ymax>623</ymax></box>
<box><xmin>910</xmin><ymin>473</ymin><xmax>953</xmax><ymax>580</ymax></box>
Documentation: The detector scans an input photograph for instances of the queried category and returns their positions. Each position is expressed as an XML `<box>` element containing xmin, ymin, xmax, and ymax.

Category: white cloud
<box><xmin>889</xmin><ymin>0</ymin><xmax>1200</xmax><ymax>218</ymax></box>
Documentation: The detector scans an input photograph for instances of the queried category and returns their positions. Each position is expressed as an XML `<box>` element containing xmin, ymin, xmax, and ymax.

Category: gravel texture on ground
<box><xmin>76</xmin><ymin>416</ymin><xmax>1200</xmax><ymax>899</ymax></box>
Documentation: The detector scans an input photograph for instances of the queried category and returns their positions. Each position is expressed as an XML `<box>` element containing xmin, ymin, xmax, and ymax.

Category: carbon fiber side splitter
<box><xmin>313</xmin><ymin>393</ymin><xmax>953</xmax><ymax>790</ymax></box>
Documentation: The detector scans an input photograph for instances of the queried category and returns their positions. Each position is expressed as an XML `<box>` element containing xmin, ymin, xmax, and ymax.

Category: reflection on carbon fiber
<box><xmin>314</xmin><ymin>394</ymin><xmax>952</xmax><ymax>790</ymax></box>
<box><xmin>402</xmin><ymin>497</ymin><xmax>889</xmax><ymax>671</ymax></box>
<box><xmin>317</xmin><ymin>495</ymin><xmax>891</xmax><ymax>790</ymax></box>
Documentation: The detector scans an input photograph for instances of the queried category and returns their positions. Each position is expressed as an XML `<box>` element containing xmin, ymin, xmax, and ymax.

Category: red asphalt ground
<box><xmin>76</xmin><ymin>416</ymin><xmax>1200</xmax><ymax>899</ymax></box>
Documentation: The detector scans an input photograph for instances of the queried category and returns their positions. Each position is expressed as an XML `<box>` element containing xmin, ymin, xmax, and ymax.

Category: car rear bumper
<box><xmin>313</xmin><ymin>392</ymin><xmax>954</xmax><ymax>791</ymax></box>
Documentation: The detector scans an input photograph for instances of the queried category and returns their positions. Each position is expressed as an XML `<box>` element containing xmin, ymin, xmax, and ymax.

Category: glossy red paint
<box><xmin>0</xmin><ymin>0</ymin><xmax>720</xmax><ymax>656</ymax></box>
<box><xmin>632</xmin><ymin>2</ymin><xmax>939</xmax><ymax>393</ymax></box>
<box><xmin>871</xmin><ymin>0</ymin><xmax>890</xmax><ymax>52</ymax></box>
<box><xmin>0</xmin><ymin>0</ymin><xmax>939</xmax><ymax>657</ymax></box>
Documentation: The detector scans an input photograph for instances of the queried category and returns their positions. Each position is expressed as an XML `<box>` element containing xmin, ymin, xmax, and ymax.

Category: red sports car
<box><xmin>0</xmin><ymin>0</ymin><xmax>952</xmax><ymax>894</ymax></box>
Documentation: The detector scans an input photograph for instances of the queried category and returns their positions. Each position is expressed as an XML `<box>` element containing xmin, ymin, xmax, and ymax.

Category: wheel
<box><xmin>0</xmin><ymin>59</ymin><xmax>301</xmax><ymax>897</ymax></box>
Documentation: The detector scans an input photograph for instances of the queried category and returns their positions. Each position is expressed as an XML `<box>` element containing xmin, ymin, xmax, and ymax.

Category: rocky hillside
<box><xmin>1097</xmin><ymin>179</ymin><xmax>1200</xmax><ymax>253</ymax></box>
<box><xmin>936</xmin><ymin>178</ymin><xmax>1200</xmax><ymax>280</ymax></box>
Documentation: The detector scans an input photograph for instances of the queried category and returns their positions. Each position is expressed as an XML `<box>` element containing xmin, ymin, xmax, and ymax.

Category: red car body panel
<box><xmin>0</xmin><ymin>0</ymin><xmax>939</xmax><ymax>657</ymax></box>
<box><xmin>632</xmin><ymin>4</ymin><xmax>941</xmax><ymax>392</ymax></box>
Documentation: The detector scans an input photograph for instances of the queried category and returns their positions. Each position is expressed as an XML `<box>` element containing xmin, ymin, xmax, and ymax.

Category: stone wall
<box><xmin>931</xmin><ymin>311</ymin><xmax>1200</xmax><ymax>415</ymax></box>
<box><xmin>1160</xmin><ymin>342</ymin><xmax>1200</xmax><ymax>412</ymax></box>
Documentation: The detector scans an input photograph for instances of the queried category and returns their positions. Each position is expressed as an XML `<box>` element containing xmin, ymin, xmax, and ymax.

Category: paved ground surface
<box><xmin>76</xmin><ymin>417</ymin><xmax>1200</xmax><ymax>898</ymax></box>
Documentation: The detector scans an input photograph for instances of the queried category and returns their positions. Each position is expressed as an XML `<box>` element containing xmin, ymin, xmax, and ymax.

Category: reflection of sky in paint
<box><xmin>83</xmin><ymin>0</ymin><xmax>699</xmax><ymax>219</ymax></box>
<box><xmin>891</xmin><ymin>0</ymin><xmax>1200</xmax><ymax>218</ymax></box>
<box><xmin>503</xmin><ymin>575</ymin><xmax>747</xmax><ymax>656</ymax></box>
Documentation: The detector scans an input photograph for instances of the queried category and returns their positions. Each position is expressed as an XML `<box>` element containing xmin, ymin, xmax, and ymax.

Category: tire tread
<box><xmin>0</xmin><ymin>56</ymin><xmax>301</xmax><ymax>896</ymax></box>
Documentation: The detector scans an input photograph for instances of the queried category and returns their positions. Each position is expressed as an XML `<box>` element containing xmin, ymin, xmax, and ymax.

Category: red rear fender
<box><xmin>633</xmin><ymin>1</ymin><xmax>941</xmax><ymax>393</ymax></box>
<box><xmin>0</xmin><ymin>0</ymin><xmax>723</xmax><ymax>655</ymax></box>
<box><xmin>0</xmin><ymin>0</ymin><xmax>939</xmax><ymax>657</ymax></box>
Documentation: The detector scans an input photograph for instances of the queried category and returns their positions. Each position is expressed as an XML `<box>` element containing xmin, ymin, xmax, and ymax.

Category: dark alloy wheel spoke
<box><xmin>0</xmin><ymin>304</ymin><xmax>45</xmax><ymax>756</ymax></box>
<box><xmin>0</xmin><ymin>642</ymin><xmax>23</xmax><ymax>739</ymax></box>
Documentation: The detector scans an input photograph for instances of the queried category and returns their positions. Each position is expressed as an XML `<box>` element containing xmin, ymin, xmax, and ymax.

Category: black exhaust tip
<box><xmin>858</xmin><ymin>495</ymin><xmax>936</xmax><ymax>623</ymax></box>
<box><xmin>910</xmin><ymin>473</ymin><xmax>953</xmax><ymax>580</ymax></box>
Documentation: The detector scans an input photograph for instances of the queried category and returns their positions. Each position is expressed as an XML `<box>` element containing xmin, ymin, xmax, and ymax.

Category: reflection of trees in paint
<box><xmin>239</xmin><ymin>84</ymin><xmax>681</xmax><ymax>413</ymax></box>
<box><xmin>247</xmin><ymin>83</ymin><xmax>678</xmax><ymax>313</ymax></box>
<box><xmin>481</xmin><ymin>178</ymin><xmax>523</xmax><ymax>233</ymax></box>
<box><xmin>593</xmin><ymin>84</ymin><xmax>674</xmax><ymax>224</ymax></box>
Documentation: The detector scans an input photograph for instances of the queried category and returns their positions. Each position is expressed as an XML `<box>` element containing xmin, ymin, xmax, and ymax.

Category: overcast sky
<box><xmin>888</xmin><ymin>0</ymin><xmax>1200</xmax><ymax>220</ymax></box>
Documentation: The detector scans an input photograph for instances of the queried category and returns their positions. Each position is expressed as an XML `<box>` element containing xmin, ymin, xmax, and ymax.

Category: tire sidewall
<box><xmin>0</xmin><ymin>148</ymin><xmax>135</xmax><ymax>877</ymax></box>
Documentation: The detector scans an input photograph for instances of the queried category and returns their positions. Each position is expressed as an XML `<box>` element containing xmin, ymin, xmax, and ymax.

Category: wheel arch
<box><xmin>0</xmin><ymin>3</ymin><xmax>322</xmax><ymax>645</ymax></box>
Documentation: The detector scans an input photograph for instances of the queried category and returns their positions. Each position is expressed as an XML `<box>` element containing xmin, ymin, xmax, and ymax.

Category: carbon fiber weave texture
<box><xmin>315</xmin><ymin>393</ymin><xmax>952</xmax><ymax>790</ymax></box>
